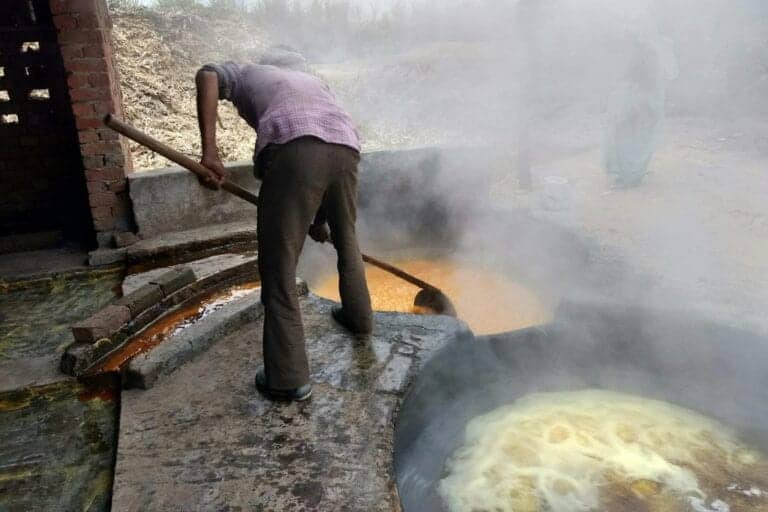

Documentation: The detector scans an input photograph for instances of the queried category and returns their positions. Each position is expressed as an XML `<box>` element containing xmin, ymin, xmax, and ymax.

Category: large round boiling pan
<box><xmin>394</xmin><ymin>301</ymin><xmax>768</xmax><ymax>511</ymax></box>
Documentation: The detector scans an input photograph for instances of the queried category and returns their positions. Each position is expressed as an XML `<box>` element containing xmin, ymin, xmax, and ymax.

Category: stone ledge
<box><xmin>71</xmin><ymin>305</ymin><xmax>131</xmax><ymax>343</ymax></box>
<box><xmin>128</xmin><ymin>161</ymin><xmax>259</xmax><ymax>239</ymax></box>
<box><xmin>125</xmin><ymin>220</ymin><xmax>257</xmax><ymax>273</ymax></box>
<box><xmin>126</xmin><ymin>293</ymin><xmax>264</xmax><ymax>389</ymax></box>
<box><xmin>126</xmin><ymin>277</ymin><xmax>308</xmax><ymax>390</ymax></box>
<box><xmin>62</xmin><ymin>258</ymin><xmax>259</xmax><ymax>377</ymax></box>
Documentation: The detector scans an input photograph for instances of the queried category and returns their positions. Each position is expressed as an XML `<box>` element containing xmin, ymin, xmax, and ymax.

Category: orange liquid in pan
<box><xmin>314</xmin><ymin>259</ymin><xmax>549</xmax><ymax>335</ymax></box>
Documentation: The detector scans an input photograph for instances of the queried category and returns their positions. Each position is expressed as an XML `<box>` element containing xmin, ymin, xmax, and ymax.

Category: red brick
<box><xmin>85</xmin><ymin>167</ymin><xmax>124</xmax><ymax>182</ymax></box>
<box><xmin>105</xmin><ymin>152</ymin><xmax>125</xmax><ymax>167</ymax></box>
<box><xmin>59</xmin><ymin>44</ymin><xmax>83</xmax><ymax>60</ymax></box>
<box><xmin>78</xmin><ymin>129</ymin><xmax>98</xmax><ymax>143</ymax></box>
<box><xmin>71</xmin><ymin>102</ymin><xmax>94</xmax><ymax>117</ymax></box>
<box><xmin>79</xmin><ymin>12</ymin><xmax>108</xmax><ymax>30</ymax></box>
<box><xmin>66</xmin><ymin>72</ymin><xmax>89</xmax><ymax>89</ymax></box>
<box><xmin>87</xmin><ymin>72</ymin><xmax>110</xmax><ymax>87</ymax></box>
<box><xmin>89</xmin><ymin>191</ymin><xmax>117</xmax><ymax>207</ymax></box>
<box><xmin>96</xmin><ymin>128</ymin><xmax>118</xmax><ymax>141</ymax></box>
<box><xmin>53</xmin><ymin>14</ymin><xmax>77</xmax><ymax>31</ymax></box>
<box><xmin>93</xmin><ymin>214</ymin><xmax>116</xmax><ymax>231</ymax></box>
<box><xmin>86</xmin><ymin>181</ymin><xmax>106</xmax><ymax>194</ymax></box>
<box><xmin>75</xmin><ymin>116</ymin><xmax>103</xmax><ymax>130</ymax></box>
<box><xmin>67</xmin><ymin>58</ymin><xmax>107</xmax><ymax>73</ymax></box>
<box><xmin>82</xmin><ymin>155</ymin><xmax>104</xmax><ymax>168</ymax></box>
<box><xmin>82</xmin><ymin>43</ymin><xmax>105</xmax><ymax>58</ymax></box>
<box><xmin>81</xmin><ymin>140</ymin><xmax>121</xmax><ymax>155</ymax></box>
<box><xmin>107</xmin><ymin>179</ymin><xmax>126</xmax><ymax>193</ymax></box>
<box><xmin>71</xmin><ymin>305</ymin><xmax>130</xmax><ymax>343</ymax></box>
<box><xmin>70</xmin><ymin>87</ymin><xmax>108</xmax><ymax>102</ymax></box>
<box><xmin>57</xmin><ymin>29</ymin><xmax>102</xmax><ymax>45</ymax></box>
<box><xmin>91</xmin><ymin>101</ymin><xmax>112</xmax><ymax>116</ymax></box>
<box><xmin>49</xmin><ymin>0</ymin><xmax>69</xmax><ymax>15</ymax></box>
<box><xmin>90</xmin><ymin>205</ymin><xmax>111</xmax><ymax>219</ymax></box>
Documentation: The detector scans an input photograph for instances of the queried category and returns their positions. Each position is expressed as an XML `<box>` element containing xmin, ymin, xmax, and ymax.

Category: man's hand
<box><xmin>309</xmin><ymin>223</ymin><xmax>330</xmax><ymax>243</ymax></box>
<box><xmin>199</xmin><ymin>153</ymin><xmax>227</xmax><ymax>190</ymax></box>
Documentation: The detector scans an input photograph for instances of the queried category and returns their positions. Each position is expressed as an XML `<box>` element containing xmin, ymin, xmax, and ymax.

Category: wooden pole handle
<box><xmin>104</xmin><ymin>114</ymin><xmax>448</xmax><ymax>296</ymax></box>
<box><xmin>361</xmin><ymin>253</ymin><xmax>439</xmax><ymax>292</ymax></box>
<box><xmin>103</xmin><ymin>114</ymin><xmax>259</xmax><ymax>206</ymax></box>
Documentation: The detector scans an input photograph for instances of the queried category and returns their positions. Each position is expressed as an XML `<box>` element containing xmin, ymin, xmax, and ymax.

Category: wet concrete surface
<box><xmin>0</xmin><ymin>267</ymin><xmax>123</xmax><ymax>511</ymax></box>
<box><xmin>0</xmin><ymin>380</ymin><xmax>119</xmax><ymax>512</ymax></box>
<box><xmin>112</xmin><ymin>293</ymin><xmax>469</xmax><ymax>511</ymax></box>
<box><xmin>0</xmin><ymin>267</ymin><xmax>122</xmax><ymax>391</ymax></box>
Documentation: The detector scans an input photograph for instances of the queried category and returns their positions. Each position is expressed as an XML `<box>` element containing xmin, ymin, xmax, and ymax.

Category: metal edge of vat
<box><xmin>393</xmin><ymin>300</ymin><xmax>768</xmax><ymax>512</ymax></box>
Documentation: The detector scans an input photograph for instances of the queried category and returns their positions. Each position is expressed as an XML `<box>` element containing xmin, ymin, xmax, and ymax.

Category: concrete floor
<box><xmin>111</xmin><ymin>294</ymin><xmax>468</xmax><ymax>511</ymax></box>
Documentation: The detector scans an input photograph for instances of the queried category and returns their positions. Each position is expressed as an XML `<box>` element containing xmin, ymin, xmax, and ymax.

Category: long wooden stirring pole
<box><xmin>103</xmin><ymin>114</ymin><xmax>456</xmax><ymax>313</ymax></box>
<box><xmin>103</xmin><ymin>114</ymin><xmax>258</xmax><ymax>205</ymax></box>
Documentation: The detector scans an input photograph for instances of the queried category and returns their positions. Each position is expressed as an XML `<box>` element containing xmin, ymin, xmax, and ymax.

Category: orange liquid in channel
<box><xmin>99</xmin><ymin>283</ymin><xmax>259</xmax><ymax>372</ymax></box>
<box><xmin>314</xmin><ymin>259</ymin><xmax>549</xmax><ymax>335</ymax></box>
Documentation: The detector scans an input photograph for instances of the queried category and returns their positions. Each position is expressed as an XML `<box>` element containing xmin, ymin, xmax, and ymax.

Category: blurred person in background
<box><xmin>604</xmin><ymin>32</ymin><xmax>678</xmax><ymax>188</ymax></box>
<box><xmin>195</xmin><ymin>45</ymin><xmax>372</xmax><ymax>402</ymax></box>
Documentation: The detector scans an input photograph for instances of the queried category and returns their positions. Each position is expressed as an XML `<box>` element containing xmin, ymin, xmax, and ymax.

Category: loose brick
<box><xmin>150</xmin><ymin>267</ymin><xmax>197</xmax><ymax>296</ymax></box>
<box><xmin>115</xmin><ymin>284</ymin><xmax>163</xmax><ymax>318</ymax></box>
<box><xmin>71</xmin><ymin>304</ymin><xmax>131</xmax><ymax>343</ymax></box>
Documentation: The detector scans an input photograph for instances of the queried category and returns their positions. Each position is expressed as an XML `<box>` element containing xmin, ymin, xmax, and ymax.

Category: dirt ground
<box><xmin>501</xmin><ymin>116</ymin><xmax>768</xmax><ymax>333</ymax></box>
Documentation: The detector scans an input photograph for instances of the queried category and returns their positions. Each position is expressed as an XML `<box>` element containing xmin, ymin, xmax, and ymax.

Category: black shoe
<box><xmin>255</xmin><ymin>369</ymin><xmax>312</xmax><ymax>402</ymax></box>
<box><xmin>331</xmin><ymin>307</ymin><xmax>371</xmax><ymax>341</ymax></box>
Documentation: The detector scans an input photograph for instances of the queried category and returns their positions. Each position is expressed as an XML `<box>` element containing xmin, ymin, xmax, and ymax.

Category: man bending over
<box><xmin>196</xmin><ymin>46</ymin><xmax>372</xmax><ymax>402</ymax></box>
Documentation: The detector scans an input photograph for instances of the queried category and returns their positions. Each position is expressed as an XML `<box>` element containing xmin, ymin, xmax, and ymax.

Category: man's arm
<box><xmin>195</xmin><ymin>68</ymin><xmax>227</xmax><ymax>189</ymax></box>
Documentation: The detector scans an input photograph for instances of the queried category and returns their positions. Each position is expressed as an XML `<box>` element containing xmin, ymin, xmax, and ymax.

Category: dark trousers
<box><xmin>257</xmin><ymin>137</ymin><xmax>372</xmax><ymax>389</ymax></box>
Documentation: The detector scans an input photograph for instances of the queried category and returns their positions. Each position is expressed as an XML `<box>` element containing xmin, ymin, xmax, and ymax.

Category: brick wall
<box><xmin>50</xmin><ymin>0</ymin><xmax>133</xmax><ymax>247</ymax></box>
<box><xmin>0</xmin><ymin>0</ymin><xmax>92</xmax><ymax>243</ymax></box>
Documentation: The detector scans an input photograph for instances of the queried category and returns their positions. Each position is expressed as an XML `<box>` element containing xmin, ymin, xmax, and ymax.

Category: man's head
<box><xmin>259</xmin><ymin>45</ymin><xmax>307</xmax><ymax>71</ymax></box>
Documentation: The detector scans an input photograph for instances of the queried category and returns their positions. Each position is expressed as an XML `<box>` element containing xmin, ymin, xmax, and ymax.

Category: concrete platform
<box><xmin>0</xmin><ymin>380</ymin><xmax>118</xmax><ymax>511</ymax></box>
<box><xmin>111</xmin><ymin>293</ymin><xmax>470</xmax><ymax>511</ymax></box>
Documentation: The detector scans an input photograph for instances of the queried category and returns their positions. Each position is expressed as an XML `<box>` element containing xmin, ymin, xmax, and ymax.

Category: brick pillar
<box><xmin>50</xmin><ymin>0</ymin><xmax>133</xmax><ymax>247</ymax></box>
